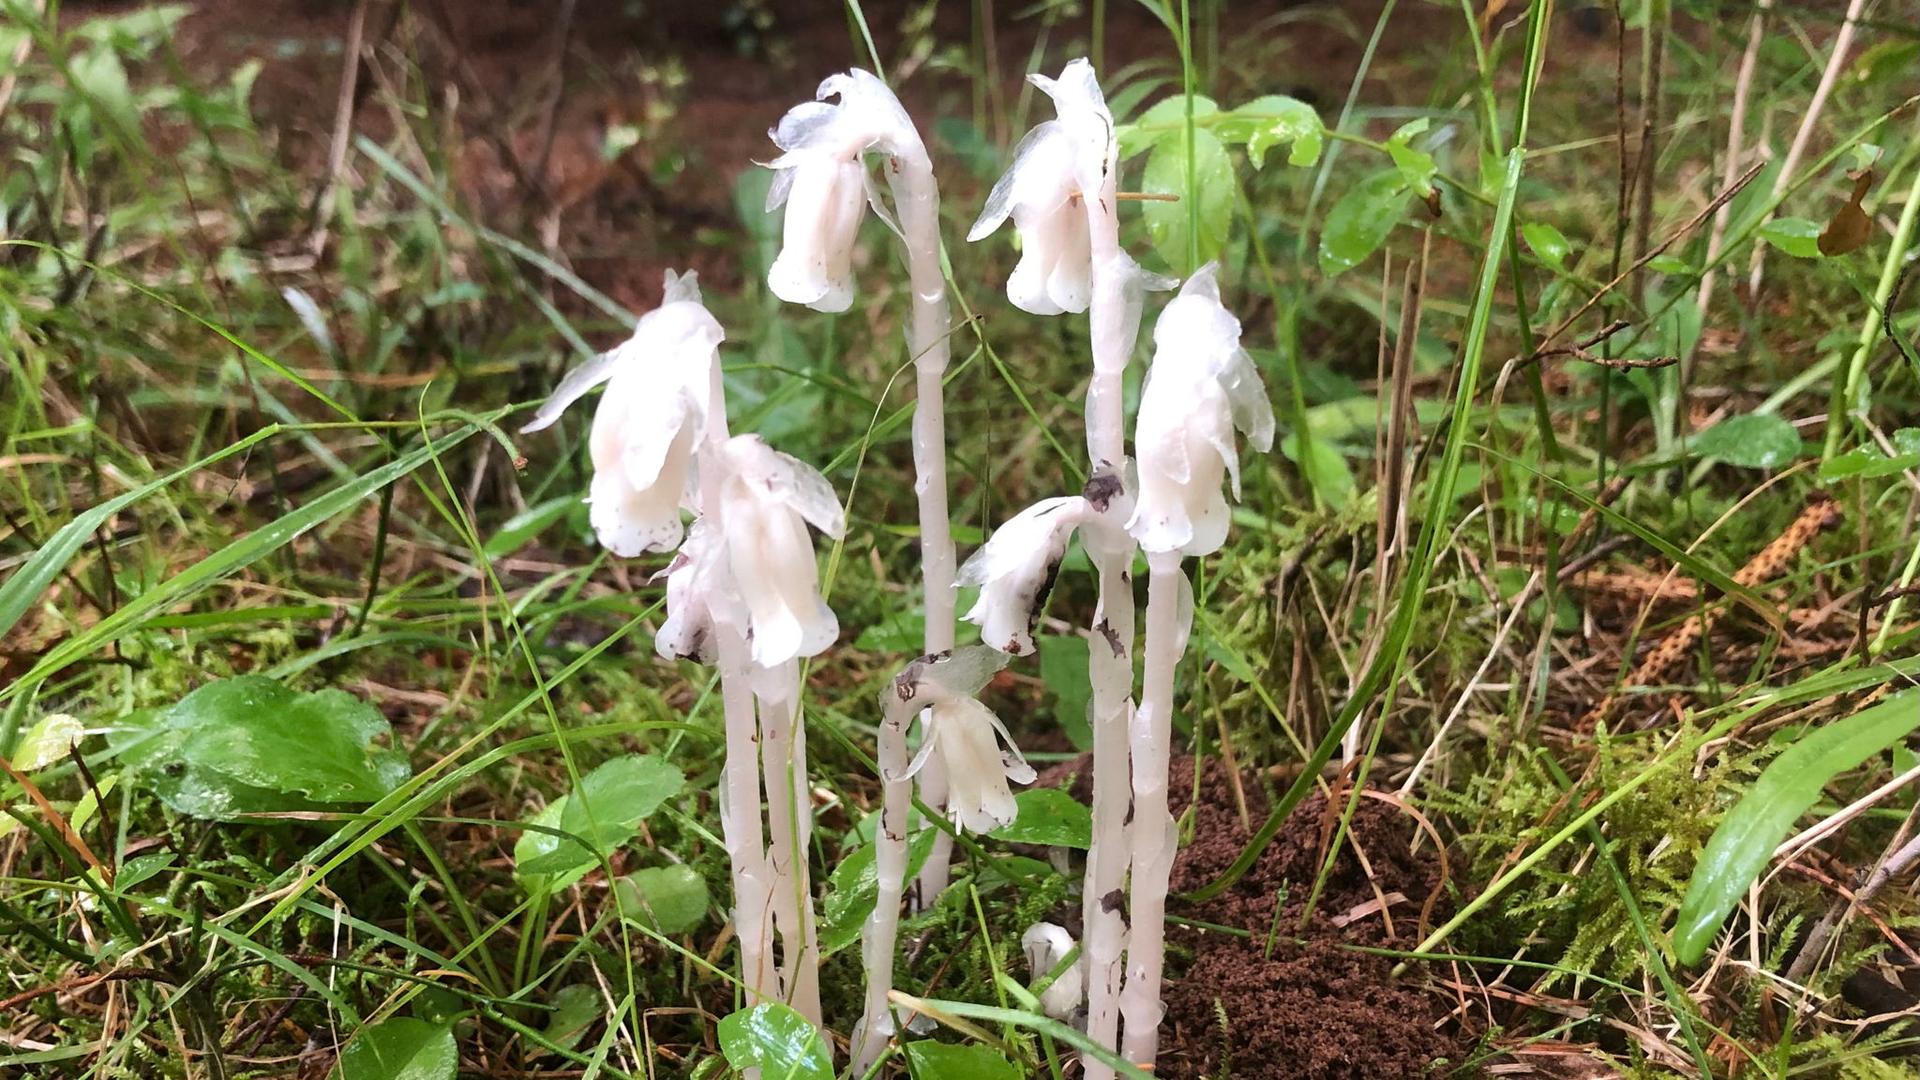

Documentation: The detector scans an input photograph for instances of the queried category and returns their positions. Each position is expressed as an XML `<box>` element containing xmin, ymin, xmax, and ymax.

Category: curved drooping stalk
<box><xmin>756</xmin><ymin>661</ymin><xmax>823</xmax><ymax>1025</ymax></box>
<box><xmin>851</xmin><ymin>683</ymin><xmax>916</xmax><ymax>1072</ymax></box>
<box><xmin>1117</xmin><ymin>550</ymin><xmax>1188</xmax><ymax>1064</ymax></box>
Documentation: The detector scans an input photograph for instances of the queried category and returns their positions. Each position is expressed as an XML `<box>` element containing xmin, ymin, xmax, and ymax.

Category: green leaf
<box><xmin>1280</xmin><ymin>431</ymin><xmax>1356</xmax><ymax>510</ymax></box>
<box><xmin>514</xmin><ymin>800</ymin><xmax>592</xmax><ymax>896</ymax></box>
<box><xmin>483</xmin><ymin>495</ymin><xmax>576</xmax><ymax>558</ymax></box>
<box><xmin>538</xmin><ymin>985</ymin><xmax>602</xmax><ymax>1056</ymax></box>
<box><xmin>68</xmin><ymin>46</ymin><xmax>138</xmax><ymax>135</ymax></box>
<box><xmin>1384</xmin><ymin>118</ymin><xmax>1436</xmax><ymax>197</ymax></box>
<box><xmin>1690</xmin><ymin>414</ymin><xmax>1804</xmax><ymax>470</ymax></box>
<box><xmin>820</xmin><ymin>829</ymin><xmax>939</xmax><ymax>954</ymax></box>
<box><xmin>1115</xmin><ymin>94</ymin><xmax>1219</xmax><ymax>158</ymax></box>
<box><xmin>108</xmin><ymin>676</ymin><xmax>410</xmax><ymax>818</ymax></box>
<box><xmin>854</xmin><ymin>607</ymin><xmax>924</xmax><ymax>653</ymax></box>
<box><xmin>904</xmin><ymin>1041</ymin><xmax>1024</xmax><ymax>1080</ymax></box>
<box><xmin>615</xmin><ymin>865</ymin><xmax>710</xmax><ymax>934</ymax></box>
<box><xmin>1674</xmin><ymin>689</ymin><xmax>1920</xmax><ymax>964</ymax></box>
<box><xmin>112</xmin><ymin>851</ymin><xmax>177</xmax><ymax>893</ymax></box>
<box><xmin>330</xmin><ymin>1017</ymin><xmax>457</xmax><ymax>1080</ymax></box>
<box><xmin>717</xmin><ymin>1003</ymin><xmax>833</xmax><ymax>1080</ymax></box>
<box><xmin>988</xmin><ymin>788</ymin><xmax>1092</xmax><ymax>849</ymax></box>
<box><xmin>1818</xmin><ymin>444</ymin><xmax>1920</xmax><ymax>481</ymax></box>
<box><xmin>12</xmin><ymin>713</ymin><xmax>84</xmax><ymax>771</ymax></box>
<box><xmin>1141</xmin><ymin>128</ymin><xmax>1234</xmax><ymax>272</ymax></box>
<box><xmin>1037</xmin><ymin>635</ymin><xmax>1092</xmax><ymax>752</ymax></box>
<box><xmin>1522</xmin><ymin>222</ymin><xmax>1570</xmax><ymax>270</ymax></box>
<box><xmin>516</xmin><ymin>755</ymin><xmax>685</xmax><ymax>878</ymax></box>
<box><xmin>1758</xmin><ymin>218</ymin><xmax>1825</xmax><ymax>259</ymax></box>
<box><xmin>1215</xmin><ymin>94</ymin><xmax>1322</xmax><ymax>168</ymax></box>
<box><xmin>1317</xmin><ymin>170</ymin><xmax>1412</xmax><ymax>278</ymax></box>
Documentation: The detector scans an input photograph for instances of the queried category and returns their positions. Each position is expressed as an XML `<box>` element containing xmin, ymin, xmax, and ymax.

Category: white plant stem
<box><xmin>698</xmin><ymin>362</ymin><xmax>779</xmax><ymax>1013</ymax></box>
<box><xmin>895</xmin><ymin>140</ymin><xmax>960</xmax><ymax>907</ymax></box>
<box><xmin>853</xmin><ymin>694</ymin><xmax>917</xmax><ymax>1073</ymax></box>
<box><xmin>1119</xmin><ymin>550</ymin><xmax>1187</xmax><ymax>1067</ymax></box>
<box><xmin>1080</xmin><ymin>154</ymin><xmax>1141</xmax><ymax>1079</ymax></box>
<box><xmin>755</xmin><ymin>661</ymin><xmax>823</xmax><ymax>1026</ymax></box>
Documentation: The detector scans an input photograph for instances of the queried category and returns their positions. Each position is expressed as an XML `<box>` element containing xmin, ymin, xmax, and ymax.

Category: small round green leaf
<box><xmin>717</xmin><ymin>1003</ymin><xmax>833</xmax><ymax>1080</ymax></box>
<box><xmin>904</xmin><ymin>1041</ymin><xmax>1023</xmax><ymax>1080</ymax></box>
<box><xmin>1522</xmin><ymin>222</ymin><xmax>1571</xmax><ymax>270</ymax></box>
<box><xmin>12</xmin><ymin>713</ymin><xmax>84</xmax><ymax>771</ymax></box>
<box><xmin>1141</xmin><ymin>129</ymin><xmax>1235</xmax><ymax>273</ymax></box>
<box><xmin>1690</xmin><ymin>414</ymin><xmax>1804</xmax><ymax>470</ymax></box>
<box><xmin>1758</xmin><ymin>218</ymin><xmax>1825</xmax><ymax>259</ymax></box>
<box><xmin>616</xmin><ymin>865</ymin><xmax>710</xmax><ymax>934</ymax></box>
<box><xmin>330</xmin><ymin>1017</ymin><xmax>456</xmax><ymax>1080</ymax></box>
<box><xmin>1317</xmin><ymin>170</ymin><xmax>1412</xmax><ymax>278</ymax></box>
<box><xmin>988</xmin><ymin>788</ymin><xmax>1093</xmax><ymax>849</ymax></box>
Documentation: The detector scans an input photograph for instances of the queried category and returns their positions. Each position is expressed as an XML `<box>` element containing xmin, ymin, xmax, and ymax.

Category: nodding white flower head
<box><xmin>652</xmin><ymin>518</ymin><xmax>733</xmax><ymax>664</ymax></box>
<box><xmin>885</xmin><ymin>646</ymin><xmax>1034</xmax><ymax>834</ymax></box>
<box><xmin>956</xmin><ymin>469</ymin><xmax>1123</xmax><ymax>656</ymax></box>
<box><xmin>716</xmin><ymin>434</ymin><xmax>846</xmax><ymax>668</ymax></box>
<box><xmin>765</xmin><ymin>69</ymin><xmax>923</xmax><ymax>314</ymax></box>
<box><xmin>1127</xmin><ymin>263</ymin><xmax>1276</xmax><ymax>557</ymax></box>
<box><xmin>522</xmin><ymin>270</ymin><xmax>722</xmax><ymax>558</ymax></box>
<box><xmin>967</xmin><ymin>58</ymin><xmax>1113</xmax><ymax>316</ymax></box>
<box><xmin>1021</xmin><ymin>922</ymin><xmax>1086</xmax><ymax>1022</ymax></box>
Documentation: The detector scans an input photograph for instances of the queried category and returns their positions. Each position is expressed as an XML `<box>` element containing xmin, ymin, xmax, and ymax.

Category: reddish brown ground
<box><xmin>1056</xmin><ymin>759</ymin><xmax>1468</xmax><ymax>1079</ymax></box>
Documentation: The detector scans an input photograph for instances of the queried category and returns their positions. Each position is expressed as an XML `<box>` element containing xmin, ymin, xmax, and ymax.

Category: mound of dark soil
<box><xmin>1148</xmin><ymin>760</ymin><xmax>1467</xmax><ymax>1079</ymax></box>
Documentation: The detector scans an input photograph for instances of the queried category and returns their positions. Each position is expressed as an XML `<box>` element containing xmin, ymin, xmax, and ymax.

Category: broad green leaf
<box><xmin>989</xmin><ymin>788</ymin><xmax>1092</xmax><ymax>849</ymax></box>
<box><xmin>1384</xmin><ymin>118</ymin><xmax>1436</xmax><ymax>197</ymax></box>
<box><xmin>108</xmin><ymin>676</ymin><xmax>410</xmax><ymax>818</ymax></box>
<box><xmin>514</xmin><ymin>800</ymin><xmax>592</xmax><ymax>896</ymax></box>
<box><xmin>1674</xmin><ymin>688</ymin><xmax>1920</xmax><ymax>964</ymax></box>
<box><xmin>1215</xmin><ymin>94</ymin><xmax>1322</xmax><ymax>168</ymax></box>
<box><xmin>820</xmin><ymin>829</ymin><xmax>939</xmax><ymax>954</ymax></box>
<box><xmin>717</xmin><ymin>1003</ymin><xmax>833</xmax><ymax>1080</ymax></box>
<box><xmin>904</xmin><ymin>1041</ymin><xmax>1023</xmax><ymax>1080</ymax></box>
<box><xmin>1690</xmin><ymin>414</ymin><xmax>1803</xmax><ymax>470</ymax></box>
<box><xmin>483</xmin><ymin>495</ymin><xmax>577</xmax><ymax>558</ymax></box>
<box><xmin>330</xmin><ymin>1016</ymin><xmax>457</xmax><ymax>1080</ymax></box>
<box><xmin>1317</xmin><ymin>170</ymin><xmax>1411</xmax><ymax>278</ymax></box>
<box><xmin>1280</xmin><ymin>431</ymin><xmax>1356</xmax><ymax>510</ymax></box>
<box><xmin>1522</xmin><ymin>222</ymin><xmax>1570</xmax><ymax>270</ymax></box>
<box><xmin>68</xmin><ymin>46</ymin><xmax>138</xmax><ymax>136</ymax></box>
<box><xmin>517</xmin><ymin>755</ymin><xmax>685</xmax><ymax>877</ymax></box>
<box><xmin>538</xmin><ymin>985</ymin><xmax>602</xmax><ymax>1056</ymax></box>
<box><xmin>1818</xmin><ymin>445</ymin><xmax>1920</xmax><ymax>481</ymax></box>
<box><xmin>616</xmin><ymin>865</ymin><xmax>710</xmax><ymax>934</ymax></box>
<box><xmin>1758</xmin><ymin>217</ymin><xmax>1825</xmax><ymax>259</ymax></box>
<box><xmin>1037</xmin><ymin>635</ymin><xmax>1092</xmax><ymax>751</ymax></box>
<box><xmin>12</xmin><ymin>713</ymin><xmax>84</xmax><ymax>771</ymax></box>
<box><xmin>1141</xmin><ymin>128</ymin><xmax>1234</xmax><ymax>272</ymax></box>
<box><xmin>1115</xmin><ymin>94</ymin><xmax>1220</xmax><ymax>158</ymax></box>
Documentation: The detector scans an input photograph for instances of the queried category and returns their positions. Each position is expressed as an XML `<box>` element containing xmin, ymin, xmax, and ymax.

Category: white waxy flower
<box><xmin>967</xmin><ymin>59</ymin><xmax>1111</xmax><ymax>316</ymax></box>
<box><xmin>522</xmin><ymin>270</ymin><xmax>722</xmax><ymax>557</ymax></box>
<box><xmin>956</xmin><ymin>469</ymin><xmax>1123</xmax><ymax>656</ymax></box>
<box><xmin>765</xmin><ymin>69</ymin><xmax>922</xmax><ymax>313</ymax></box>
<box><xmin>652</xmin><ymin>518</ymin><xmax>731</xmax><ymax>664</ymax></box>
<box><xmin>1128</xmin><ymin>263</ymin><xmax>1275</xmax><ymax>557</ymax></box>
<box><xmin>885</xmin><ymin>646</ymin><xmax>1035</xmax><ymax>834</ymax></box>
<box><xmin>1022</xmin><ymin>922</ymin><xmax>1086</xmax><ymax>1022</ymax></box>
<box><xmin>716</xmin><ymin>434</ymin><xmax>847</xmax><ymax>668</ymax></box>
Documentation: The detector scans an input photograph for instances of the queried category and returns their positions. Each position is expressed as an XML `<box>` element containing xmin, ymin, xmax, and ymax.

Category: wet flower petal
<box><xmin>957</xmin><ymin>495</ymin><xmax>1090</xmax><ymax>655</ymax></box>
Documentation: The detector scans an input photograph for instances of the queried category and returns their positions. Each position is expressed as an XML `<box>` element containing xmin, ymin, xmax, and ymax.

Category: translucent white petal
<box><xmin>654</xmin><ymin>520</ymin><xmax>720</xmax><ymax>663</ymax></box>
<box><xmin>520</xmin><ymin>347</ymin><xmax>619</xmax><ymax>434</ymax></box>
<box><xmin>1222</xmin><ymin>347</ymin><xmax>1277</xmax><ymax>452</ymax></box>
<box><xmin>967</xmin><ymin>122</ymin><xmax>1065</xmax><ymax>242</ymax></box>
<box><xmin>768</xmin><ymin>156</ymin><xmax>866</xmax><ymax>313</ymax></box>
<box><xmin>956</xmin><ymin>496</ymin><xmax>1087</xmax><ymax>656</ymax></box>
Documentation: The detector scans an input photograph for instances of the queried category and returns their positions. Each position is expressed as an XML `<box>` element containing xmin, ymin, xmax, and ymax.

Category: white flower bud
<box><xmin>1022</xmin><ymin>922</ymin><xmax>1086</xmax><ymax>1022</ymax></box>
<box><xmin>967</xmin><ymin>59</ymin><xmax>1113</xmax><ymax>316</ymax></box>
<box><xmin>1128</xmin><ymin>264</ymin><xmax>1275</xmax><ymax>557</ymax></box>
<box><xmin>765</xmin><ymin>69</ymin><xmax>921</xmax><ymax>313</ymax></box>
<box><xmin>885</xmin><ymin>646</ymin><xmax>1033</xmax><ymax>834</ymax></box>
<box><xmin>652</xmin><ymin>518</ymin><xmax>727</xmax><ymax>664</ymax></box>
<box><xmin>957</xmin><ymin>496</ymin><xmax>1086</xmax><ymax>656</ymax></box>
<box><xmin>716</xmin><ymin>434</ymin><xmax>847</xmax><ymax>668</ymax></box>
<box><xmin>522</xmin><ymin>270</ymin><xmax>723</xmax><ymax>557</ymax></box>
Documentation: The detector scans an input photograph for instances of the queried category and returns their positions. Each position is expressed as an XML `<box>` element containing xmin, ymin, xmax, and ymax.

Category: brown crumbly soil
<box><xmin>1063</xmin><ymin>758</ymin><xmax>1468</xmax><ymax>1079</ymax></box>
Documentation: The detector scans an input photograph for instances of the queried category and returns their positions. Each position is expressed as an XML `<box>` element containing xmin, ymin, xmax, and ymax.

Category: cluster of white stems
<box><xmin>530</xmin><ymin>57</ymin><xmax>1271</xmax><ymax>1077</ymax></box>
